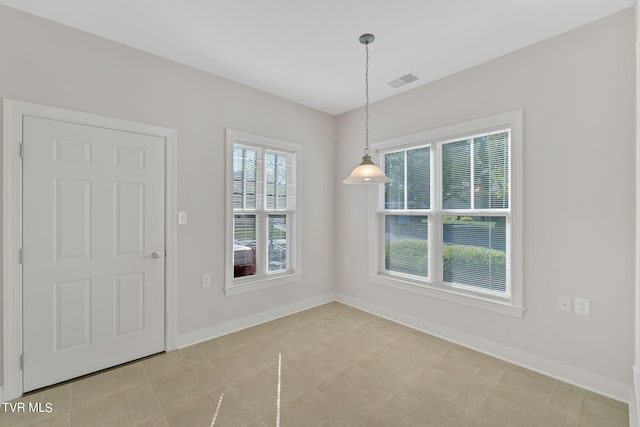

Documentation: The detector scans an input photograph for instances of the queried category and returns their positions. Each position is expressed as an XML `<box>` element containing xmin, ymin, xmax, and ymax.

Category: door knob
<box><xmin>145</xmin><ymin>251</ymin><xmax>161</xmax><ymax>259</ymax></box>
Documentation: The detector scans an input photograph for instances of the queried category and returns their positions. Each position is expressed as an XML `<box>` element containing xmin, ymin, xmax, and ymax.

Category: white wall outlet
<box><xmin>344</xmin><ymin>256</ymin><xmax>350</xmax><ymax>267</ymax></box>
<box><xmin>201</xmin><ymin>274</ymin><xmax>211</xmax><ymax>288</ymax></box>
<box><xmin>574</xmin><ymin>297</ymin><xmax>590</xmax><ymax>316</ymax></box>
<box><xmin>178</xmin><ymin>211</ymin><xmax>188</xmax><ymax>224</ymax></box>
<box><xmin>558</xmin><ymin>296</ymin><xmax>572</xmax><ymax>313</ymax></box>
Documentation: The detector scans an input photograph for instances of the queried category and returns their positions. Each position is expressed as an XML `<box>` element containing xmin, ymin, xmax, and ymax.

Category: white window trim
<box><xmin>368</xmin><ymin>110</ymin><xmax>524</xmax><ymax>318</ymax></box>
<box><xmin>225</xmin><ymin>129</ymin><xmax>302</xmax><ymax>296</ymax></box>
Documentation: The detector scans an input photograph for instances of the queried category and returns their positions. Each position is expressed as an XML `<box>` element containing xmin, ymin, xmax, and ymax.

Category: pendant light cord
<box><xmin>364</xmin><ymin>41</ymin><xmax>370</xmax><ymax>156</ymax></box>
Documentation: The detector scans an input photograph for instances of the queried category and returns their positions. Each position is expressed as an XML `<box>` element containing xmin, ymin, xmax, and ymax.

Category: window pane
<box><xmin>234</xmin><ymin>214</ymin><xmax>256</xmax><ymax>278</ymax></box>
<box><xmin>442</xmin><ymin>216</ymin><xmax>506</xmax><ymax>293</ymax></box>
<box><xmin>474</xmin><ymin>131</ymin><xmax>509</xmax><ymax>209</ymax></box>
<box><xmin>385</xmin><ymin>151</ymin><xmax>405</xmax><ymax>209</ymax></box>
<box><xmin>268</xmin><ymin>215</ymin><xmax>287</xmax><ymax>272</ymax></box>
<box><xmin>266</xmin><ymin>152</ymin><xmax>288</xmax><ymax>210</ymax></box>
<box><xmin>385</xmin><ymin>215</ymin><xmax>428</xmax><ymax>277</ymax></box>
<box><xmin>407</xmin><ymin>146</ymin><xmax>430</xmax><ymax>209</ymax></box>
<box><xmin>266</xmin><ymin>183</ymin><xmax>275</xmax><ymax>209</ymax></box>
<box><xmin>276</xmin><ymin>154</ymin><xmax>287</xmax><ymax>209</ymax></box>
<box><xmin>233</xmin><ymin>146</ymin><xmax>257</xmax><ymax>210</ymax></box>
<box><xmin>233</xmin><ymin>146</ymin><xmax>243</xmax><ymax>180</ymax></box>
<box><xmin>442</xmin><ymin>139</ymin><xmax>471</xmax><ymax>209</ymax></box>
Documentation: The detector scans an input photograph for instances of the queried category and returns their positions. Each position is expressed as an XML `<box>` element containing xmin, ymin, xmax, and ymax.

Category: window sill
<box><xmin>225</xmin><ymin>272</ymin><xmax>301</xmax><ymax>296</ymax></box>
<box><xmin>369</xmin><ymin>273</ymin><xmax>524</xmax><ymax>318</ymax></box>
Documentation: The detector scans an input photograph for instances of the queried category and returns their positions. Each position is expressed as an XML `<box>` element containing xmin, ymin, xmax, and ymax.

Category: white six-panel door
<box><xmin>22</xmin><ymin>116</ymin><xmax>166</xmax><ymax>392</ymax></box>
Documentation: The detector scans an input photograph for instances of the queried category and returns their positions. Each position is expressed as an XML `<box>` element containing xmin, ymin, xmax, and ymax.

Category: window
<box><xmin>370</xmin><ymin>111</ymin><xmax>523</xmax><ymax>317</ymax></box>
<box><xmin>225</xmin><ymin>130</ymin><xmax>301</xmax><ymax>295</ymax></box>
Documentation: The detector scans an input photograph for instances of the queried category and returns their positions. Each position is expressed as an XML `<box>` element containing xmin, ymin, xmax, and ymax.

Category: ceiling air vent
<box><xmin>387</xmin><ymin>73</ymin><xmax>419</xmax><ymax>88</ymax></box>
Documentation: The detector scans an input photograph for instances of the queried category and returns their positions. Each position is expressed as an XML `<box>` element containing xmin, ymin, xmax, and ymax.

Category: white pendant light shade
<box><xmin>343</xmin><ymin>154</ymin><xmax>390</xmax><ymax>184</ymax></box>
<box><xmin>343</xmin><ymin>33</ymin><xmax>390</xmax><ymax>185</ymax></box>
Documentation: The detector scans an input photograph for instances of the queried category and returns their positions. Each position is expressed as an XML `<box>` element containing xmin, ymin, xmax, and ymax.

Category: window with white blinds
<box><xmin>383</xmin><ymin>146</ymin><xmax>431</xmax><ymax>279</ymax></box>
<box><xmin>225</xmin><ymin>130</ymin><xmax>301</xmax><ymax>296</ymax></box>
<box><xmin>441</xmin><ymin>131</ymin><xmax>509</xmax><ymax>293</ymax></box>
<box><xmin>371</xmin><ymin>111</ymin><xmax>523</xmax><ymax>316</ymax></box>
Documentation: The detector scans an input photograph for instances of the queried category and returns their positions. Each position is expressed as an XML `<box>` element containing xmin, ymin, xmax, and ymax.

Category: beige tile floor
<box><xmin>0</xmin><ymin>302</ymin><xmax>629</xmax><ymax>427</ymax></box>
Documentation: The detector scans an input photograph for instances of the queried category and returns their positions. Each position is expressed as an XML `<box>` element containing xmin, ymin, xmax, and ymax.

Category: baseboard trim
<box><xmin>336</xmin><ymin>293</ymin><xmax>632</xmax><ymax>404</ymax></box>
<box><xmin>176</xmin><ymin>293</ymin><xmax>337</xmax><ymax>349</ymax></box>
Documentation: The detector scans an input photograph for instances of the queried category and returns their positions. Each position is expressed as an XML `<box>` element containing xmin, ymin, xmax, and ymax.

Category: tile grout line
<box><xmin>145</xmin><ymin>361</ymin><xmax>174</xmax><ymax>424</ymax></box>
<box><xmin>119</xmin><ymin>367</ymin><xmax>139</xmax><ymax>427</ymax></box>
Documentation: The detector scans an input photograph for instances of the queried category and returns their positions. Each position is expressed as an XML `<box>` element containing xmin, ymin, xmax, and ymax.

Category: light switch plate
<box><xmin>178</xmin><ymin>211</ymin><xmax>188</xmax><ymax>224</ymax></box>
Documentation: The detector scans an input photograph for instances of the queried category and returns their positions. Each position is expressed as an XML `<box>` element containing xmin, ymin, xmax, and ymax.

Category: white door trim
<box><xmin>2</xmin><ymin>98</ymin><xmax>178</xmax><ymax>401</ymax></box>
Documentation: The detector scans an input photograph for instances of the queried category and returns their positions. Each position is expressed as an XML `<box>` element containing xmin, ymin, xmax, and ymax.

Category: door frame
<box><xmin>2</xmin><ymin>98</ymin><xmax>178</xmax><ymax>401</ymax></box>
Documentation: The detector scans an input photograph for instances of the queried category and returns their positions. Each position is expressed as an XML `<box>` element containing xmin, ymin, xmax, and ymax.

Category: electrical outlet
<box><xmin>558</xmin><ymin>296</ymin><xmax>572</xmax><ymax>313</ymax></box>
<box><xmin>201</xmin><ymin>274</ymin><xmax>211</xmax><ymax>288</ymax></box>
<box><xmin>574</xmin><ymin>298</ymin><xmax>590</xmax><ymax>316</ymax></box>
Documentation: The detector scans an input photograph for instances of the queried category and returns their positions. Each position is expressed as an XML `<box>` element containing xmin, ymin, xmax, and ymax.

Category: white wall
<box><xmin>0</xmin><ymin>6</ymin><xmax>336</xmax><ymax>385</ymax></box>
<box><xmin>336</xmin><ymin>8</ymin><xmax>635</xmax><ymax>389</ymax></box>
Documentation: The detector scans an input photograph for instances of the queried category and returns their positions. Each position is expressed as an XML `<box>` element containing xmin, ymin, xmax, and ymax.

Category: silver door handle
<box><xmin>145</xmin><ymin>251</ymin><xmax>161</xmax><ymax>259</ymax></box>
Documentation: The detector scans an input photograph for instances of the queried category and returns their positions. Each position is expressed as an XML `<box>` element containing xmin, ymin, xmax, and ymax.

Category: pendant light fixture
<box><xmin>343</xmin><ymin>33</ymin><xmax>390</xmax><ymax>184</ymax></box>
